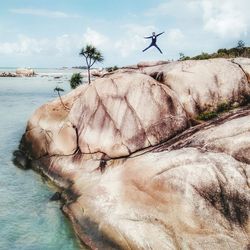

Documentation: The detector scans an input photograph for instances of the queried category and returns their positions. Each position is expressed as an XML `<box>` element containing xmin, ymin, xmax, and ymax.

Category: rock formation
<box><xmin>0</xmin><ymin>72</ymin><xmax>18</xmax><ymax>77</ymax></box>
<box><xmin>15</xmin><ymin>58</ymin><xmax>250</xmax><ymax>250</ymax></box>
<box><xmin>0</xmin><ymin>68</ymin><xmax>36</xmax><ymax>77</ymax></box>
<box><xmin>16</xmin><ymin>68</ymin><xmax>35</xmax><ymax>77</ymax></box>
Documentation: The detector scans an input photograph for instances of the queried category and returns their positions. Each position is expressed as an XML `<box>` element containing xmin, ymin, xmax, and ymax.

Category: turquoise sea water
<box><xmin>0</xmin><ymin>68</ymin><xmax>85</xmax><ymax>250</ymax></box>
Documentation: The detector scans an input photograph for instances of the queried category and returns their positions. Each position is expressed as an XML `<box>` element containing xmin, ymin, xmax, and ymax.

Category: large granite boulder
<box><xmin>69</xmin><ymin>72</ymin><xmax>188</xmax><ymax>158</ymax></box>
<box><xmin>22</xmin><ymin>84</ymin><xmax>88</xmax><ymax>158</ymax></box>
<box><xmin>22</xmin><ymin>72</ymin><xmax>188</xmax><ymax>159</ymax></box>
<box><xmin>67</xmin><ymin>147</ymin><xmax>249</xmax><ymax>249</ymax></box>
<box><xmin>141</xmin><ymin>58</ymin><xmax>250</xmax><ymax>117</ymax></box>
<box><xmin>16</xmin><ymin>68</ymin><xmax>35</xmax><ymax>77</ymax></box>
<box><xmin>16</xmin><ymin>59</ymin><xmax>250</xmax><ymax>250</ymax></box>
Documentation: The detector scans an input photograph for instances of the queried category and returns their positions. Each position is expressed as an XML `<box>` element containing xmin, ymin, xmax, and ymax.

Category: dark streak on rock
<box><xmin>149</xmin><ymin>71</ymin><xmax>164</xmax><ymax>83</ymax></box>
<box><xmin>231</xmin><ymin>59</ymin><xmax>250</xmax><ymax>84</ymax></box>
<box><xmin>153</xmin><ymin>105</ymin><xmax>250</xmax><ymax>153</ymax></box>
<box><xmin>166</xmin><ymin>95</ymin><xmax>176</xmax><ymax>114</ymax></box>
<box><xmin>62</xmin><ymin>187</ymin><xmax>81</xmax><ymax>205</ymax></box>
<box><xmin>194</xmin><ymin>184</ymin><xmax>250</xmax><ymax>227</ymax></box>
<box><xmin>98</xmin><ymin>154</ymin><xmax>108</xmax><ymax>173</ymax></box>
<box><xmin>234</xmin><ymin>147</ymin><xmax>250</xmax><ymax>165</ymax></box>
<box><xmin>62</xmin><ymin>206</ymin><xmax>123</xmax><ymax>250</ymax></box>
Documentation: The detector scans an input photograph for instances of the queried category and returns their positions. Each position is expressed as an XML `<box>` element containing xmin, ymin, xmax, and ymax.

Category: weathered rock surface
<box><xmin>23</xmin><ymin>84</ymin><xmax>88</xmax><ymax>158</ymax></box>
<box><xmin>189</xmin><ymin>114</ymin><xmax>250</xmax><ymax>164</ymax></box>
<box><xmin>232</xmin><ymin>57</ymin><xmax>250</xmax><ymax>82</ymax></box>
<box><xmin>0</xmin><ymin>68</ymin><xmax>36</xmax><ymax>77</ymax></box>
<box><xmin>140</xmin><ymin>58</ymin><xmax>250</xmax><ymax>117</ymax></box>
<box><xmin>69</xmin><ymin>147</ymin><xmax>250</xmax><ymax>249</ymax></box>
<box><xmin>137</xmin><ymin>60</ymin><xmax>170</xmax><ymax>68</ymax></box>
<box><xmin>109</xmin><ymin>58</ymin><xmax>250</xmax><ymax>118</ymax></box>
<box><xmin>15</xmin><ymin>59</ymin><xmax>250</xmax><ymax>250</ymax></box>
<box><xmin>69</xmin><ymin>73</ymin><xmax>187</xmax><ymax>158</ymax></box>
<box><xmin>16</xmin><ymin>68</ymin><xmax>35</xmax><ymax>77</ymax></box>
<box><xmin>0</xmin><ymin>72</ymin><xmax>18</xmax><ymax>77</ymax></box>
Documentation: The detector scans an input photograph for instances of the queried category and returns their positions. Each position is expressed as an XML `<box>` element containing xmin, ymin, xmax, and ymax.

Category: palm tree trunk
<box><xmin>87</xmin><ymin>67</ymin><xmax>91</xmax><ymax>84</ymax></box>
<box><xmin>58</xmin><ymin>92</ymin><xmax>68</xmax><ymax>110</ymax></box>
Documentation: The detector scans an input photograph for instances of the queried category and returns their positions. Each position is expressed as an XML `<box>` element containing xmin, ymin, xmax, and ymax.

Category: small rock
<box><xmin>12</xmin><ymin>150</ymin><xmax>30</xmax><ymax>169</ymax></box>
<box><xmin>50</xmin><ymin>192</ymin><xmax>62</xmax><ymax>201</ymax></box>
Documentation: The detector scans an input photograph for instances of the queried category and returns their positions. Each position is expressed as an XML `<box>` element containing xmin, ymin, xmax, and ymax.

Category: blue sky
<box><xmin>0</xmin><ymin>0</ymin><xmax>249</xmax><ymax>68</ymax></box>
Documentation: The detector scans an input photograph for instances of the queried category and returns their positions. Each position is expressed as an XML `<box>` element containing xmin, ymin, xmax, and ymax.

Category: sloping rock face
<box><xmin>140</xmin><ymin>58</ymin><xmax>250</xmax><ymax>117</ymax></box>
<box><xmin>16</xmin><ymin>59</ymin><xmax>250</xmax><ymax>250</ymax></box>
<box><xmin>23</xmin><ymin>72</ymin><xmax>188</xmax><ymax>159</ymax></box>
<box><xmin>233</xmin><ymin>58</ymin><xmax>250</xmax><ymax>82</ymax></box>
<box><xmin>23</xmin><ymin>84</ymin><xmax>88</xmax><ymax>159</ymax></box>
<box><xmin>69</xmin><ymin>73</ymin><xmax>187</xmax><ymax>158</ymax></box>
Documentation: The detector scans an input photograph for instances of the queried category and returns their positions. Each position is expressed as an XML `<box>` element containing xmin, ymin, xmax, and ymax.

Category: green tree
<box><xmin>237</xmin><ymin>40</ymin><xmax>245</xmax><ymax>49</ymax></box>
<box><xmin>79</xmin><ymin>44</ymin><xmax>104</xmax><ymax>84</ymax></box>
<box><xmin>70</xmin><ymin>73</ymin><xmax>82</xmax><ymax>89</ymax></box>
<box><xmin>179</xmin><ymin>52</ymin><xmax>185</xmax><ymax>60</ymax></box>
<box><xmin>106</xmin><ymin>65</ymin><xmax>119</xmax><ymax>72</ymax></box>
<box><xmin>237</xmin><ymin>40</ymin><xmax>245</xmax><ymax>56</ymax></box>
<box><xmin>54</xmin><ymin>86</ymin><xmax>68</xmax><ymax>110</ymax></box>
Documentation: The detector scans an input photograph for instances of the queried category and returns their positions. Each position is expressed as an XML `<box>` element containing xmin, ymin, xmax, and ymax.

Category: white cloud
<box><xmin>115</xmin><ymin>24</ymin><xmax>156</xmax><ymax>57</ymax></box>
<box><xmin>201</xmin><ymin>0</ymin><xmax>249</xmax><ymax>38</ymax></box>
<box><xmin>0</xmin><ymin>28</ymin><xmax>109</xmax><ymax>57</ymax></box>
<box><xmin>166</xmin><ymin>29</ymin><xmax>184</xmax><ymax>44</ymax></box>
<box><xmin>55</xmin><ymin>34</ymin><xmax>77</xmax><ymax>54</ymax></box>
<box><xmin>146</xmin><ymin>0</ymin><xmax>249</xmax><ymax>39</ymax></box>
<box><xmin>145</xmin><ymin>2</ymin><xmax>173</xmax><ymax>16</ymax></box>
<box><xmin>9</xmin><ymin>8</ymin><xmax>80</xmax><ymax>18</ymax></box>
<box><xmin>83</xmin><ymin>27</ymin><xmax>109</xmax><ymax>47</ymax></box>
<box><xmin>2</xmin><ymin>36</ymin><xmax>41</xmax><ymax>55</ymax></box>
<box><xmin>145</xmin><ymin>0</ymin><xmax>199</xmax><ymax>17</ymax></box>
<box><xmin>0</xmin><ymin>35</ymin><xmax>50</xmax><ymax>55</ymax></box>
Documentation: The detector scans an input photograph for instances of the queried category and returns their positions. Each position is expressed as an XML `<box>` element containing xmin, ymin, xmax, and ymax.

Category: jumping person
<box><xmin>142</xmin><ymin>32</ymin><xmax>164</xmax><ymax>54</ymax></box>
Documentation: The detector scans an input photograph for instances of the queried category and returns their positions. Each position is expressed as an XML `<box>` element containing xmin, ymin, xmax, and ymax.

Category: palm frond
<box><xmin>54</xmin><ymin>87</ymin><xmax>64</xmax><ymax>92</ymax></box>
<box><xmin>79</xmin><ymin>44</ymin><xmax>104</xmax><ymax>62</ymax></box>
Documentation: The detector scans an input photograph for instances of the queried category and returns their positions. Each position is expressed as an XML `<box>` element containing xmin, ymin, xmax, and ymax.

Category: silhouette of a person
<box><xmin>143</xmin><ymin>32</ymin><xmax>164</xmax><ymax>54</ymax></box>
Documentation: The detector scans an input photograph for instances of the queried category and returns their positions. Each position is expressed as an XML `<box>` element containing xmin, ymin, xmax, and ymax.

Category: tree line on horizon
<box><xmin>179</xmin><ymin>40</ymin><xmax>249</xmax><ymax>61</ymax></box>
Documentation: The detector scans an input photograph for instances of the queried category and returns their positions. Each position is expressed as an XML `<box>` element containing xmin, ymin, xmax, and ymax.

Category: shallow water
<box><xmin>0</xmin><ymin>69</ymin><xmax>85</xmax><ymax>250</ymax></box>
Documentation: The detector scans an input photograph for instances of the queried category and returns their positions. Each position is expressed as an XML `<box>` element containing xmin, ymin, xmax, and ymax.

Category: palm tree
<box><xmin>70</xmin><ymin>73</ymin><xmax>82</xmax><ymax>89</ymax></box>
<box><xmin>79</xmin><ymin>44</ymin><xmax>104</xmax><ymax>84</ymax></box>
<box><xmin>237</xmin><ymin>40</ymin><xmax>245</xmax><ymax>56</ymax></box>
<box><xmin>54</xmin><ymin>87</ymin><xmax>69</xmax><ymax>110</ymax></box>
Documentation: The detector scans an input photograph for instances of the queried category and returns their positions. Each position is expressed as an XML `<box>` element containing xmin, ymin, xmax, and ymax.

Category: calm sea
<box><xmin>0</xmin><ymin>68</ymin><xmax>86</xmax><ymax>250</ymax></box>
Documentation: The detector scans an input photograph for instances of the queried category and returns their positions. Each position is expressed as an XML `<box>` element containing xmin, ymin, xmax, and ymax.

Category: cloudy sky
<box><xmin>0</xmin><ymin>0</ymin><xmax>249</xmax><ymax>68</ymax></box>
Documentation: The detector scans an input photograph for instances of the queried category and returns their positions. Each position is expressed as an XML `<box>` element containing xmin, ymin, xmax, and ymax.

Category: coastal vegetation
<box><xmin>196</xmin><ymin>101</ymin><xmax>232</xmax><ymax>121</ymax></box>
<box><xmin>53</xmin><ymin>86</ymin><xmax>68</xmax><ymax>110</ymax></box>
<box><xmin>180</xmin><ymin>40</ymin><xmax>250</xmax><ymax>61</ymax></box>
<box><xmin>79</xmin><ymin>44</ymin><xmax>104</xmax><ymax>84</ymax></box>
<box><xmin>196</xmin><ymin>95</ymin><xmax>250</xmax><ymax>121</ymax></box>
<box><xmin>106</xmin><ymin>65</ymin><xmax>119</xmax><ymax>72</ymax></box>
<box><xmin>70</xmin><ymin>73</ymin><xmax>82</xmax><ymax>89</ymax></box>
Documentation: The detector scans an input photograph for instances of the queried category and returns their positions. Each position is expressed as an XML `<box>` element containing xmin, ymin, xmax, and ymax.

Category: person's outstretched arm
<box><xmin>144</xmin><ymin>35</ymin><xmax>152</xmax><ymax>39</ymax></box>
<box><xmin>156</xmin><ymin>32</ymin><xmax>165</xmax><ymax>37</ymax></box>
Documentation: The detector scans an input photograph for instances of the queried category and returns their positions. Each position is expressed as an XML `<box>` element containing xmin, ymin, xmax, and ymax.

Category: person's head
<box><xmin>152</xmin><ymin>32</ymin><xmax>155</xmax><ymax>36</ymax></box>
